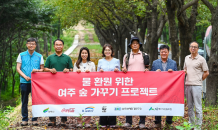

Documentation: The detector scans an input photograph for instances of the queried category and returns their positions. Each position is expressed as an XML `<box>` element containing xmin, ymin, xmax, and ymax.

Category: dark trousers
<box><xmin>126</xmin><ymin>116</ymin><xmax>146</xmax><ymax>125</ymax></box>
<box><xmin>21</xmin><ymin>83</ymin><xmax>37</xmax><ymax>121</ymax></box>
<box><xmin>99</xmin><ymin>116</ymin><xmax>116</xmax><ymax>126</ymax></box>
<box><xmin>154</xmin><ymin>116</ymin><xmax>173</xmax><ymax>124</ymax></box>
<box><xmin>49</xmin><ymin>117</ymin><xmax>67</xmax><ymax>122</ymax></box>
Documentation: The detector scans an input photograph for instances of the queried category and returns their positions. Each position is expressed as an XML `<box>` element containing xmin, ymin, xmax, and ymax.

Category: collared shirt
<box><xmin>16</xmin><ymin>50</ymin><xmax>44</xmax><ymax>83</ymax></box>
<box><xmin>184</xmin><ymin>54</ymin><xmax>209</xmax><ymax>86</ymax></box>
<box><xmin>97</xmin><ymin>58</ymin><xmax>120</xmax><ymax>71</ymax></box>
<box><xmin>122</xmin><ymin>50</ymin><xmax>145</xmax><ymax>71</ymax></box>
<box><xmin>161</xmin><ymin>59</ymin><xmax>168</xmax><ymax>71</ymax></box>
<box><xmin>44</xmin><ymin>53</ymin><xmax>73</xmax><ymax>71</ymax></box>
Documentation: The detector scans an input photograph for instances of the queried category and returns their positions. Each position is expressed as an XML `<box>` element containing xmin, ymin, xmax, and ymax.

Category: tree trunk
<box><xmin>58</xmin><ymin>18</ymin><xmax>61</xmax><ymax>39</ymax></box>
<box><xmin>206</xmin><ymin>6</ymin><xmax>218</xmax><ymax>106</ymax></box>
<box><xmin>43</xmin><ymin>32</ymin><xmax>48</xmax><ymax>57</ymax></box>
<box><xmin>144</xmin><ymin>6</ymin><xmax>152</xmax><ymax>54</ymax></box>
<box><xmin>36</xmin><ymin>37</ymin><xmax>40</xmax><ymax>53</ymax></box>
<box><xmin>149</xmin><ymin>0</ymin><xmax>158</xmax><ymax>66</ymax></box>
<box><xmin>177</xmin><ymin>3</ymin><xmax>198</xmax><ymax>69</ymax></box>
<box><xmin>166</xmin><ymin>0</ymin><xmax>180</xmax><ymax>69</ymax></box>
<box><xmin>50</xmin><ymin>30</ymin><xmax>52</xmax><ymax>52</ymax></box>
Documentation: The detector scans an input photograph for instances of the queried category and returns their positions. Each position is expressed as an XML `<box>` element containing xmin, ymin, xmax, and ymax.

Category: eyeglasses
<box><xmin>27</xmin><ymin>42</ymin><xmax>36</xmax><ymax>46</ymax></box>
<box><xmin>189</xmin><ymin>46</ymin><xmax>198</xmax><ymax>49</ymax></box>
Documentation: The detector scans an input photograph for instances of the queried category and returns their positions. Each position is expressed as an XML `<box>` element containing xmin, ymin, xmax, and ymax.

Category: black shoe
<box><xmin>21</xmin><ymin>121</ymin><xmax>28</xmax><ymax>126</ymax></box>
<box><xmin>32</xmin><ymin>121</ymin><xmax>39</xmax><ymax>126</ymax></box>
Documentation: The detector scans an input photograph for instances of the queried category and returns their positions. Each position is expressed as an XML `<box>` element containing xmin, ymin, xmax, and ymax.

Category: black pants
<box><xmin>21</xmin><ymin>83</ymin><xmax>37</xmax><ymax>121</ymax></box>
<box><xmin>154</xmin><ymin>116</ymin><xmax>173</xmax><ymax>124</ymax></box>
<box><xmin>49</xmin><ymin>117</ymin><xmax>67</xmax><ymax>122</ymax></box>
<box><xmin>99</xmin><ymin>116</ymin><xmax>116</xmax><ymax>125</ymax></box>
<box><xmin>126</xmin><ymin>116</ymin><xmax>146</xmax><ymax>125</ymax></box>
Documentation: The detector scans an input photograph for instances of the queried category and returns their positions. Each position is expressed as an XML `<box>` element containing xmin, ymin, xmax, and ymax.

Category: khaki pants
<box><xmin>186</xmin><ymin>85</ymin><xmax>202</xmax><ymax>126</ymax></box>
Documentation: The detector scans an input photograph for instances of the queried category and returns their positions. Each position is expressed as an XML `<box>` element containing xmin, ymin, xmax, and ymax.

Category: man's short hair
<box><xmin>159</xmin><ymin>44</ymin><xmax>169</xmax><ymax>51</ymax></box>
<box><xmin>53</xmin><ymin>38</ymin><xmax>64</xmax><ymax>45</ymax></box>
<box><xmin>27</xmin><ymin>38</ymin><xmax>37</xmax><ymax>43</ymax></box>
<box><xmin>189</xmin><ymin>41</ymin><xmax>199</xmax><ymax>48</ymax></box>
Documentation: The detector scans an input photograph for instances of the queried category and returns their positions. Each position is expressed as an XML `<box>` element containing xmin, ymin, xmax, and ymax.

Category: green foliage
<box><xmin>83</xmin><ymin>45</ymin><xmax>102</xmax><ymax>54</ymax></box>
<box><xmin>84</xmin><ymin>34</ymin><xmax>91</xmax><ymax>43</ymax></box>
<box><xmin>95</xmin><ymin>121</ymin><xmax>101</xmax><ymax>130</ymax></box>
<box><xmin>93</xmin><ymin>34</ymin><xmax>99</xmax><ymax>42</ymax></box>
<box><xmin>0</xmin><ymin>105</ymin><xmax>14</xmax><ymax>129</ymax></box>
<box><xmin>175</xmin><ymin>122</ymin><xmax>193</xmax><ymax>130</ymax></box>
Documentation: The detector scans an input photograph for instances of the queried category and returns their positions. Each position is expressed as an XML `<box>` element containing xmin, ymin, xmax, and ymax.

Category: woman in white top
<box><xmin>73</xmin><ymin>47</ymin><xmax>96</xmax><ymax>127</ymax></box>
<box><xmin>73</xmin><ymin>47</ymin><xmax>96</xmax><ymax>73</ymax></box>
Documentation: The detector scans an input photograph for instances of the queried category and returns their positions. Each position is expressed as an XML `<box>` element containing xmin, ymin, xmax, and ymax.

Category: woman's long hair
<box><xmin>76</xmin><ymin>47</ymin><xmax>91</xmax><ymax>69</ymax></box>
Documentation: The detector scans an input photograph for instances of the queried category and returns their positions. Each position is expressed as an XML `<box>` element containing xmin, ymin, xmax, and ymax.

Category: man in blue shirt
<box><xmin>16</xmin><ymin>38</ymin><xmax>44</xmax><ymax>126</ymax></box>
<box><xmin>151</xmin><ymin>44</ymin><xmax>177</xmax><ymax>129</ymax></box>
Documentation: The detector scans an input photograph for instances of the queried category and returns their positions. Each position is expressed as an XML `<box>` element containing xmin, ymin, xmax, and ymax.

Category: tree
<box><xmin>174</xmin><ymin>0</ymin><xmax>199</xmax><ymax>70</ymax></box>
<box><xmin>201</xmin><ymin>0</ymin><xmax>218</xmax><ymax>106</ymax></box>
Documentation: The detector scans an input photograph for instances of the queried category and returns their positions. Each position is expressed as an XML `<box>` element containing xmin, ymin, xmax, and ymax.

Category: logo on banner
<box><xmin>122</xmin><ymin>107</ymin><xmax>142</xmax><ymax>110</ymax></box>
<box><xmin>43</xmin><ymin>108</ymin><xmax>49</xmax><ymax>113</ymax></box>
<box><xmin>149</xmin><ymin>107</ymin><xmax>155</xmax><ymax>111</ymax></box>
<box><xmin>43</xmin><ymin>107</ymin><xmax>54</xmax><ymax>113</ymax></box>
<box><xmin>61</xmin><ymin>108</ymin><xmax>75</xmax><ymax>113</ymax></box>
<box><xmin>115</xmin><ymin>107</ymin><xmax>121</xmax><ymax>111</ymax></box>
<box><xmin>149</xmin><ymin>107</ymin><xmax>172</xmax><ymax>111</ymax></box>
<box><xmin>102</xmin><ymin>106</ymin><xmax>107</xmax><ymax>112</ymax></box>
<box><xmin>82</xmin><ymin>106</ymin><xmax>95</xmax><ymax>112</ymax></box>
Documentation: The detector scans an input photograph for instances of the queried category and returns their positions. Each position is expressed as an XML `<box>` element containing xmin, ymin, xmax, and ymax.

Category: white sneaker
<box><xmin>124</xmin><ymin>123</ymin><xmax>131</xmax><ymax>127</ymax></box>
<box><xmin>110</xmin><ymin>125</ymin><xmax>116</xmax><ymax>128</ymax></box>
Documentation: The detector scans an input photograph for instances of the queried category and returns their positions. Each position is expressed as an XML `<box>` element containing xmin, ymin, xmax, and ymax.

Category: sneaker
<box><xmin>77</xmin><ymin>124</ymin><xmax>83</xmax><ymax>127</ymax></box>
<box><xmin>110</xmin><ymin>125</ymin><xmax>116</xmax><ymax>128</ymax></box>
<box><xmin>139</xmin><ymin>124</ymin><xmax>146</xmax><ymax>128</ymax></box>
<box><xmin>21</xmin><ymin>121</ymin><xmax>28</xmax><ymax>126</ymax></box>
<box><xmin>48</xmin><ymin>121</ymin><xmax>55</xmax><ymax>126</ymax></box>
<box><xmin>85</xmin><ymin>124</ymin><xmax>91</xmax><ymax>127</ymax></box>
<box><xmin>32</xmin><ymin>121</ymin><xmax>38</xmax><ymax>126</ymax></box>
<box><xmin>124</xmin><ymin>123</ymin><xmax>131</xmax><ymax>127</ymax></box>
<box><xmin>154</xmin><ymin>123</ymin><xmax>161</xmax><ymax>128</ymax></box>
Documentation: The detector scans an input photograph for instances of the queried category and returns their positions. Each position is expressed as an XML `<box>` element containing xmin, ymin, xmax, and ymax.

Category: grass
<box><xmin>93</xmin><ymin>33</ymin><xmax>99</xmax><ymax>42</ymax></box>
<box><xmin>0</xmin><ymin>105</ymin><xmax>15</xmax><ymax>129</ymax></box>
<box><xmin>84</xmin><ymin>23</ymin><xmax>94</xmax><ymax>29</ymax></box>
<box><xmin>173</xmin><ymin>99</ymin><xmax>218</xmax><ymax>129</ymax></box>
<box><xmin>84</xmin><ymin>33</ymin><xmax>90</xmax><ymax>43</ymax></box>
<box><xmin>83</xmin><ymin>44</ymin><xmax>102</xmax><ymax>54</ymax></box>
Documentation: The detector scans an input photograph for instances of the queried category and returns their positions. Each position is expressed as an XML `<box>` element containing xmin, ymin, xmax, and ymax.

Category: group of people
<box><xmin>17</xmin><ymin>36</ymin><xmax>209</xmax><ymax>129</ymax></box>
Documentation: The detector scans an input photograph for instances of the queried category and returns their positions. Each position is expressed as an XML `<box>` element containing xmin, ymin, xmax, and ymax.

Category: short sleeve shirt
<box><xmin>44</xmin><ymin>53</ymin><xmax>73</xmax><ymax>71</ymax></box>
<box><xmin>122</xmin><ymin>51</ymin><xmax>145</xmax><ymax>71</ymax></box>
<box><xmin>184</xmin><ymin>54</ymin><xmax>209</xmax><ymax>86</ymax></box>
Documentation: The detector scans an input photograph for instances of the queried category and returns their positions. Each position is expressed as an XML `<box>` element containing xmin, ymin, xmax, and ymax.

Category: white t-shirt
<box><xmin>81</xmin><ymin>62</ymin><xmax>87</xmax><ymax>70</ymax></box>
<box><xmin>16</xmin><ymin>53</ymin><xmax>44</xmax><ymax>65</ymax></box>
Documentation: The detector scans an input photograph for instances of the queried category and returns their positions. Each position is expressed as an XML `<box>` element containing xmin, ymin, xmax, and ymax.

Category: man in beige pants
<box><xmin>184</xmin><ymin>41</ymin><xmax>209</xmax><ymax>130</ymax></box>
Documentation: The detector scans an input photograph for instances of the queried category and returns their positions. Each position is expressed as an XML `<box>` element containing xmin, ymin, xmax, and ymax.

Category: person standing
<box><xmin>151</xmin><ymin>44</ymin><xmax>177</xmax><ymax>129</ymax></box>
<box><xmin>97</xmin><ymin>44</ymin><xmax>120</xmax><ymax>128</ymax></box>
<box><xmin>16</xmin><ymin>38</ymin><xmax>44</xmax><ymax>126</ymax></box>
<box><xmin>73</xmin><ymin>47</ymin><xmax>96</xmax><ymax>127</ymax></box>
<box><xmin>44</xmin><ymin>39</ymin><xmax>73</xmax><ymax>126</ymax></box>
<box><xmin>122</xmin><ymin>37</ymin><xmax>149</xmax><ymax>129</ymax></box>
<box><xmin>184</xmin><ymin>41</ymin><xmax>209</xmax><ymax>130</ymax></box>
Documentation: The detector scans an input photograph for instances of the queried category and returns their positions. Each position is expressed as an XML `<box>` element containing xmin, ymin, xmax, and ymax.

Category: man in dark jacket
<box><xmin>151</xmin><ymin>44</ymin><xmax>177</xmax><ymax>129</ymax></box>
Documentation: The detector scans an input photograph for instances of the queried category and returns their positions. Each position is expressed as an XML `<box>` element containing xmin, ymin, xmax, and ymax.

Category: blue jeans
<box><xmin>21</xmin><ymin>83</ymin><xmax>37</xmax><ymax>121</ymax></box>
